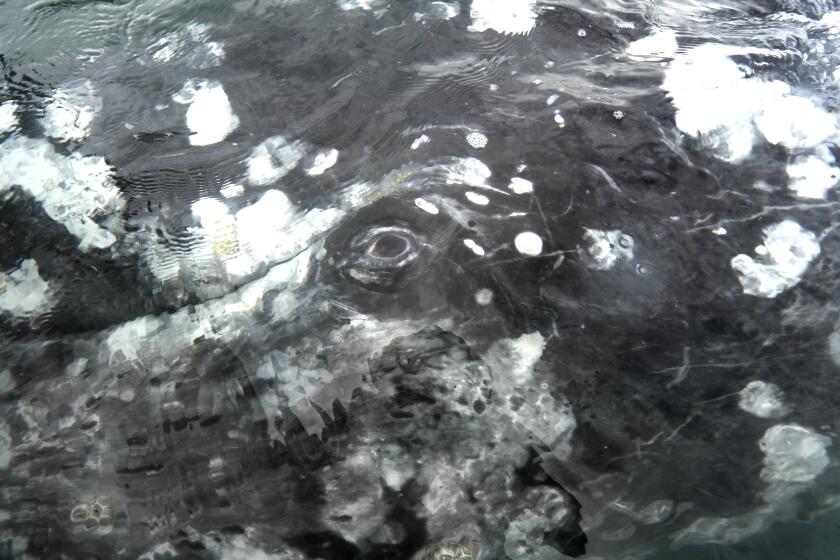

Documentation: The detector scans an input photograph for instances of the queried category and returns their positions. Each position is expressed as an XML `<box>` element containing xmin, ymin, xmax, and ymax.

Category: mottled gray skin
<box><xmin>2</xmin><ymin>1</ymin><xmax>840</xmax><ymax>560</ymax></box>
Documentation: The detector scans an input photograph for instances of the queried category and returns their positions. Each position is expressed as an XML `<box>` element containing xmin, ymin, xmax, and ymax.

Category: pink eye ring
<box><xmin>366</xmin><ymin>232</ymin><xmax>412</xmax><ymax>260</ymax></box>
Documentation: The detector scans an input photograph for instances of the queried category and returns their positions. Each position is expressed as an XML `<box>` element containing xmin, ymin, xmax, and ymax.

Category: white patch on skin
<box><xmin>730</xmin><ymin>220</ymin><xmax>820</xmax><ymax>298</ymax></box>
<box><xmin>337</xmin><ymin>0</ymin><xmax>384</xmax><ymax>10</ymax></box>
<box><xmin>626</xmin><ymin>28</ymin><xmax>678</xmax><ymax>61</ymax></box>
<box><xmin>786</xmin><ymin>155</ymin><xmax>839</xmax><ymax>199</ymax></box>
<box><xmin>220</xmin><ymin>183</ymin><xmax>245</xmax><ymax>198</ymax></box>
<box><xmin>246</xmin><ymin>135</ymin><xmax>307</xmax><ymax>185</ymax></box>
<box><xmin>713</xmin><ymin>227</ymin><xmax>728</xmax><ymax>236</ymax></box>
<box><xmin>465</xmin><ymin>131</ymin><xmax>488</xmax><ymax>149</ymax></box>
<box><xmin>485</xmin><ymin>332</ymin><xmax>576</xmax><ymax>458</ymax></box>
<box><xmin>414</xmin><ymin>197</ymin><xmax>439</xmax><ymax>215</ymax></box>
<box><xmin>379</xmin><ymin>445</ymin><xmax>415</xmax><ymax>491</ymax></box>
<box><xmin>442</xmin><ymin>157</ymin><xmax>494</xmax><ymax>189</ymax></box>
<box><xmin>0</xmin><ymin>260</ymin><xmax>55</xmax><ymax>319</ymax></box>
<box><xmin>151</xmin><ymin>188</ymin><xmax>341</xmax><ymax>293</ymax></box>
<box><xmin>515</xmin><ymin>231</ymin><xmax>543</xmax><ymax>256</ymax></box>
<box><xmin>172</xmin><ymin>79</ymin><xmax>239</xmax><ymax>146</ymax></box>
<box><xmin>149</xmin><ymin>531</ymin><xmax>305</xmax><ymax>560</ymax></box>
<box><xmin>475</xmin><ymin>288</ymin><xmax>493</xmax><ymax>305</ymax></box>
<box><xmin>546</xmin><ymin>94</ymin><xmax>559</xmax><ymax>105</ymax></box>
<box><xmin>106</xmin><ymin>245</ymin><xmax>316</xmax><ymax>375</ymax></box>
<box><xmin>554</xmin><ymin>111</ymin><xmax>566</xmax><ymax>127</ymax></box>
<box><xmin>508</xmin><ymin>177</ymin><xmax>534</xmax><ymax>194</ymax></box>
<box><xmin>463</xmin><ymin>239</ymin><xmax>485</xmax><ymax>256</ymax></box>
<box><xmin>235</xmin><ymin>190</ymin><xmax>341</xmax><ymax>272</ymax></box>
<box><xmin>464</xmin><ymin>191</ymin><xmax>490</xmax><ymax>205</ymax></box>
<box><xmin>0</xmin><ymin>101</ymin><xmax>18</xmax><ymax>133</ymax></box>
<box><xmin>468</xmin><ymin>0</ymin><xmax>537</xmax><ymax>35</ymax></box>
<box><xmin>414</xmin><ymin>1</ymin><xmax>460</xmax><ymax>21</ymax></box>
<box><xmin>755</xmin><ymin>96</ymin><xmax>836</xmax><ymax>150</ymax></box>
<box><xmin>760</xmin><ymin>424</ymin><xmax>831</xmax><ymax>483</ymax></box>
<box><xmin>738</xmin><ymin>381</ymin><xmax>791</xmax><ymax>419</ymax></box>
<box><xmin>0</xmin><ymin>136</ymin><xmax>124</xmax><ymax>251</ymax></box>
<box><xmin>42</xmin><ymin>80</ymin><xmax>101</xmax><ymax>142</ymax></box>
<box><xmin>663</xmin><ymin>44</ymin><xmax>836</xmax><ymax>162</ymax></box>
<box><xmin>306</xmin><ymin>148</ymin><xmax>339</xmax><ymax>176</ymax></box>
<box><xmin>583</xmin><ymin>228</ymin><xmax>634</xmax><ymax>270</ymax></box>
<box><xmin>410</xmin><ymin>134</ymin><xmax>430</xmax><ymax>150</ymax></box>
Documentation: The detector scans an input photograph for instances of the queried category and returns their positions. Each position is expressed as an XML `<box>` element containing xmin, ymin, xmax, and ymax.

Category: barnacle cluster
<box><xmin>69</xmin><ymin>497</ymin><xmax>114</xmax><ymax>530</ymax></box>
<box><xmin>422</xmin><ymin>536</ymin><xmax>481</xmax><ymax>560</ymax></box>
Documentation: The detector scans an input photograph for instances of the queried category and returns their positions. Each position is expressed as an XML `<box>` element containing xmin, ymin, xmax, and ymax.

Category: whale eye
<box><xmin>367</xmin><ymin>232</ymin><xmax>412</xmax><ymax>260</ymax></box>
<box><xmin>344</xmin><ymin>225</ymin><xmax>427</xmax><ymax>291</ymax></box>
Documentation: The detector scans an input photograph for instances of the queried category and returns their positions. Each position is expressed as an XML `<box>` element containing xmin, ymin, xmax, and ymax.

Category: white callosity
<box><xmin>738</xmin><ymin>381</ymin><xmax>791</xmax><ymax>419</ymax></box>
<box><xmin>515</xmin><ymin>231</ymin><xmax>543</xmax><ymax>256</ymax></box>
<box><xmin>760</xmin><ymin>424</ymin><xmax>831</xmax><ymax>483</ymax></box>
<box><xmin>0</xmin><ymin>260</ymin><xmax>55</xmax><ymax>319</ymax></box>
<box><xmin>582</xmin><ymin>228</ymin><xmax>634</xmax><ymax>270</ymax></box>
<box><xmin>0</xmin><ymin>136</ymin><xmax>124</xmax><ymax>251</ymax></box>
<box><xmin>0</xmin><ymin>101</ymin><xmax>18</xmax><ymax>133</ymax></box>
<box><xmin>306</xmin><ymin>148</ymin><xmax>339</xmax><ymax>176</ymax></box>
<box><xmin>626</xmin><ymin>28</ymin><xmax>678</xmax><ymax>61</ymax></box>
<box><xmin>468</xmin><ymin>0</ymin><xmax>537</xmax><ymax>35</ymax></box>
<box><xmin>172</xmin><ymin>79</ymin><xmax>239</xmax><ymax>146</ymax></box>
<box><xmin>786</xmin><ymin>154</ymin><xmax>839</xmax><ymax>199</ymax></box>
<box><xmin>663</xmin><ymin>44</ymin><xmax>836</xmax><ymax>162</ymax></box>
<box><xmin>42</xmin><ymin>80</ymin><xmax>101</xmax><ymax>142</ymax></box>
<box><xmin>730</xmin><ymin>220</ymin><xmax>820</xmax><ymax>298</ymax></box>
<box><xmin>246</xmin><ymin>135</ymin><xmax>307</xmax><ymax>185</ymax></box>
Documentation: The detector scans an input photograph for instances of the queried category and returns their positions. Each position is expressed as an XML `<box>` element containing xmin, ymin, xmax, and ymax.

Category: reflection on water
<box><xmin>2</xmin><ymin>1</ymin><xmax>840</xmax><ymax>559</ymax></box>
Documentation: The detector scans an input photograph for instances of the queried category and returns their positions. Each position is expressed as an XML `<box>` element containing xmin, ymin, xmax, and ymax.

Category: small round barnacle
<box><xmin>70</xmin><ymin>503</ymin><xmax>89</xmax><ymax>524</ymax></box>
<box><xmin>90</xmin><ymin>496</ymin><xmax>114</xmax><ymax>525</ymax></box>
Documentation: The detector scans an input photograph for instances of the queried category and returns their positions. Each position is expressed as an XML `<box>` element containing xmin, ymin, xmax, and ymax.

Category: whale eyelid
<box><xmin>351</xmin><ymin>225</ymin><xmax>421</xmax><ymax>267</ymax></box>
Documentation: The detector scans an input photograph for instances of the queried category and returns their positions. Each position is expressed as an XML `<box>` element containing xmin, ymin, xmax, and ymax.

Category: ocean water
<box><xmin>3</xmin><ymin>1</ymin><xmax>840</xmax><ymax>559</ymax></box>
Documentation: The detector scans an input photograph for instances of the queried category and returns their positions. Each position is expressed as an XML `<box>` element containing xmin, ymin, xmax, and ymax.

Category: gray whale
<box><xmin>1</xmin><ymin>1</ymin><xmax>840</xmax><ymax>559</ymax></box>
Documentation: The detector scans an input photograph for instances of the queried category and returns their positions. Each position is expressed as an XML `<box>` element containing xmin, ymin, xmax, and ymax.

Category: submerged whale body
<box><xmin>2</xmin><ymin>0</ymin><xmax>840</xmax><ymax>558</ymax></box>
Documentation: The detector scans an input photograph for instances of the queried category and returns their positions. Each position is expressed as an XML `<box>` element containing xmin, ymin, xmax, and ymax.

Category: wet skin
<box><xmin>2</xmin><ymin>2</ymin><xmax>840</xmax><ymax>559</ymax></box>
